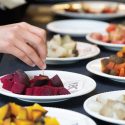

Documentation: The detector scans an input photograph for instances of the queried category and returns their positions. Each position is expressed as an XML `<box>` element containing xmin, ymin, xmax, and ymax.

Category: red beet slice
<box><xmin>13</xmin><ymin>70</ymin><xmax>30</xmax><ymax>86</ymax></box>
<box><xmin>58</xmin><ymin>87</ymin><xmax>70</xmax><ymax>95</ymax></box>
<box><xmin>40</xmin><ymin>85</ymin><xmax>54</xmax><ymax>96</ymax></box>
<box><xmin>47</xmin><ymin>80</ymin><xmax>53</xmax><ymax>86</ymax></box>
<box><xmin>51</xmin><ymin>87</ymin><xmax>58</xmax><ymax>95</ymax></box>
<box><xmin>2</xmin><ymin>81</ymin><xmax>13</xmax><ymax>91</ymax></box>
<box><xmin>30</xmin><ymin>75</ymin><xmax>49</xmax><ymax>87</ymax></box>
<box><xmin>33</xmin><ymin>87</ymin><xmax>42</xmax><ymax>96</ymax></box>
<box><xmin>50</xmin><ymin>75</ymin><xmax>64</xmax><ymax>87</ymax></box>
<box><xmin>1</xmin><ymin>74</ymin><xmax>14</xmax><ymax>91</ymax></box>
<box><xmin>1</xmin><ymin>74</ymin><xmax>13</xmax><ymax>83</ymax></box>
<box><xmin>25</xmin><ymin>88</ymin><xmax>33</xmax><ymax>95</ymax></box>
<box><xmin>11</xmin><ymin>82</ymin><xmax>25</xmax><ymax>94</ymax></box>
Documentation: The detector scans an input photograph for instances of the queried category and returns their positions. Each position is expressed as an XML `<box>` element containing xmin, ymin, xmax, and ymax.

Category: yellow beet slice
<box><xmin>0</xmin><ymin>119</ymin><xmax>3</xmax><ymax>125</ymax></box>
<box><xmin>3</xmin><ymin>118</ymin><xmax>11</xmax><ymax>125</ymax></box>
<box><xmin>10</xmin><ymin>122</ymin><xmax>16</xmax><ymax>125</ymax></box>
<box><xmin>0</xmin><ymin>104</ymin><xmax>9</xmax><ymax>120</ymax></box>
<box><xmin>32</xmin><ymin>110</ymin><xmax>42</xmax><ymax>121</ymax></box>
<box><xmin>45</xmin><ymin>117</ymin><xmax>60</xmax><ymax>125</ymax></box>
<box><xmin>32</xmin><ymin>104</ymin><xmax>47</xmax><ymax>114</ymax></box>
<box><xmin>16</xmin><ymin>108</ymin><xmax>28</xmax><ymax>120</ymax></box>
<box><xmin>26</xmin><ymin>106</ymin><xmax>33</xmax><ymax>120</ymax></box>
<box><xmin>15</xmin><ymin>119</ymin><xmax>34</xmax><ymax>125</ymax></box>
<box><xmin>10</xmin><ymin>103</ymin><xmax>22</xmax><ymax>116</ymax></box>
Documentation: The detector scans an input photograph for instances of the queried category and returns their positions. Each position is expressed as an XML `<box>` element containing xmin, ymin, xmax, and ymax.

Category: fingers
<box><xmin>19</xmin><ymin>22</ymin><xmax>46</xmax><ymax>42</ymax></box>
<box><xmin>13</xmin><ymin>38</ymin><xmax>46</xmax><ymax>69</ymax></box>
<box><xmin>5</xmin><ymin>22</ymin><xmax>46</xmax><ymax>42</ymax></box>
<box><xmin>0</xmin><ymin>22</ymin><xmax>47</xmax><ymax>69</ymax></box>
<box><xmin>7</xmin><ymin>46</ymin><xmax>35</xmax><ymax>67</ymax></box>
<box><xmin>17</xmin><ymin>28</ymin><xmax>47</xmax><ymax>61</ymax></box>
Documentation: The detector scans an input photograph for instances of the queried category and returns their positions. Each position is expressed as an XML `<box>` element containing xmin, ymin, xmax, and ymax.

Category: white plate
<box><xmin>0</xmin><ymin>70</ymin><xmax>96</xmax><ymax>103</ymax></box>
<box><xmin>84</xmin><ymin>90</ymin><xmax>125</xmax><ymax>125</ymax></box>
<box><xmin>46</xmin><ymin>42</ymin><xmax>100</xmax><ymax>65</ymax></box>
<box><xmin>52</xmin><ymin>1</ymin><xmax>125</xmax><ymax>20</ymax></box>
<box><xmin>86</xmin><ymin>33</ymin><xmax>125</xmax><ymax>51</ymax></box>
<box><xmin>46</xmin><ymin>107</ymin><xmax>96</xmax><ymax>125</ymax></box>
<box><xmin>86</xmin><ymin>57</ymin><xmax>125</xmax><ymax>83</ymax></box>
<box><xmin>47</xmin><ymin>20</ymin><xmax>109</xmax><ymax>37</ymax></box>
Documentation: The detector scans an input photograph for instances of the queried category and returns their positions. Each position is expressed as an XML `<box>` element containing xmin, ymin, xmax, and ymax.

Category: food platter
<box><xmin>86</xmin><ymin>57</ymin><xmax>125</xmax><ymax>83</ymax></box>
<box><xmin>47</xmin><ymin>19</ymin><xmax>109</xmax><ymax>36</ymax></box>
<box><xmin>0</xmin><ymin>70</ymin><xmax>96</xmax><ymax>103</ymax></box>
<box><xmin>84</xmin><ymin>90</ymin><xmax>125</xmax><ymax>125</ymax></box>
<box><xmin>52</xmin><ymin>1</ymin><xmax>125</xmax><ymax>20</ymax></box>
<box><xmin>46</xmin><ymin>42</ymin><xmax>100</xmax><ymax>64</ymax></box>
<box><xmin>86</xmin><ymin>33</ymin><xmax>124</xmax><ymax>51</ymax></box>
<box><xmin>86</xmin><ymin>23</ymin><xmax>125</xmax><ymax>51</ymax></box>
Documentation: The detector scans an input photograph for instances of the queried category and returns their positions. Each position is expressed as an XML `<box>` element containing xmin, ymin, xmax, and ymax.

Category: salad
<box><xmin>91</xmin><ymin>24</ymin><xmax>125</xmax><ymax>44</ymax></box>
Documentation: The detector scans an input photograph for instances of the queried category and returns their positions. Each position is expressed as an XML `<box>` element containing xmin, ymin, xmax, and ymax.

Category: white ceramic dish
<box><xmin>86</xmin><ymin>57</ymin><xmax>125</xmax><ymax>83</ymax></box>
<box><xmin>0</xmin><ymin>70</ymin><xmax>96</xmax><ymax>103</ymax></box>
<box><xmin>84</xmin><ymin>90</ymin><xmax>125</xmax><ymax>125</ymax></box>
<box><xmin>47</xmin><ymin>20</ymin><xmax>109</xmax><ymax>37</ymax></box>
<box><xmin>46</xmin><ymin>42</ymin><xmax>100</xmax><ymax>65</ymax></box>
<box><xmin>52</xmin><ymin>1</ymin><xmax>125</xmax><ymax>20</ymax></box>
<box><xmin>46</xmin><ymin>107</ymin><xmax>96</xmax><ymax>125</ymax></box>
<box><xmin>86</xmin><ymin>33</ymin><xmax>125</xmax><ymax>51</ymax></box>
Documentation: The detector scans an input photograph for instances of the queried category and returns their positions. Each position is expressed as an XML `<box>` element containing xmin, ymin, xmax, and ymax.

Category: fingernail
<box><xmin>31</xmin><ymin>64</ymin><xmax>36</xmax><ymax>67</ymax></box>
<box><xmin>43</xmin><ymin>59</ymin><xmax>46</xmax><ymax>63</ymax></box>
<box><xmin>42</xmin><ymin>63</ymin><xmax>46</xmax><ymax>69</ymax></box>
<box><xmin>39</xmin><ymin>62</ymin><xmax>46</xmax><ymax>69</ymax></box>
<box><xmin>39</xmin><ymin>59</ymin><xmax>46</xmax><ymax>69</ymax></box>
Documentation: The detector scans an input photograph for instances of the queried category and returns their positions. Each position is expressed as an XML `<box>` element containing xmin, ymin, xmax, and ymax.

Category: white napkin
<box><xmin>0</xmin><ymin>0</ymin><xmax>26</xmax><ymax>9</ymax></box>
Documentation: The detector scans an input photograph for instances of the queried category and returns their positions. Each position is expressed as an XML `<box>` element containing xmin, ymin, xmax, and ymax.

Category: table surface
<box><xmin>1</xmin><ymin>3</ymin><xmax>125</xmax><ymax>125</ymax></box>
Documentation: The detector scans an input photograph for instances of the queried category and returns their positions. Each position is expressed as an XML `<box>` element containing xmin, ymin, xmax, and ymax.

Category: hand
<box><xmin>0</xmin><ymin>22</ymin><xmax>47</xmax><ymax>69</ymax></box>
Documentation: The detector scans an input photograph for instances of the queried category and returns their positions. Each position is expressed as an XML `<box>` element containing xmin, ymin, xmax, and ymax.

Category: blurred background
<box><xmin>0</xmin><ymin>0</ymin><xmax>75</xmax><ymax>25</ymax></box>
<box><xmin>0</xmin><ymin>0</ymin><xmax>125</xmax><ymax>25</ymax></box>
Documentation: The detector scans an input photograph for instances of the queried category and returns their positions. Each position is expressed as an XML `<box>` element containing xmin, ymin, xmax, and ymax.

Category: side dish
<box><xmin>64</xmin><ymin>3</ymin><xmax>118</xmax><ymax>14</ymax></box>
<box><xmin>47</xmin><ymin>35</ymin><xmax>78</xmax><ymax>58</ymax></box>
<box><xmin>91</xmin><ymin>24</ymin><xmax>125</xmax><ymax>44</ymax></box>
<box><xmin>89</xmin><ymin>94</ymin><xmax>125</xmax><ymax>120</ymax></box>
<box><xmin>0</xmin><ymin>103</ymin><xmax>59</xmax><ymax>125</ymax></box>
<box><xmin>101</xmin><ymin>47</ymin><xmax>125</xmax><ymax>76</ymax></box>
<box><xmin>0</xmin><ymin>70</ymin><xmax>70</xmax><ymax>96</ymax></box>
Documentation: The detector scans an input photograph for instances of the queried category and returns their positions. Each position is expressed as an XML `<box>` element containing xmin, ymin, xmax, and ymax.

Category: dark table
<box><xmin>0</xmin><ymin>4</ymin><xmax>125</xmax><ymax>125</ymax></box>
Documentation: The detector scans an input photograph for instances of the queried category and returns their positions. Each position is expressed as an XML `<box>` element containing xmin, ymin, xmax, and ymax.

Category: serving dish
<box><xmin>0</xmin><ymin>70</ymin><xmax>96</xmax><ymax>103</ymax></box>
<box><xmin>47</xmin><ymin>42</ymin><xmax>100</xmax><ymax>65</ymax></box>
<box><xmin>84</xmin><ymin>90</ymin><xmax>125</xmax><ymax>125</ymax></box>
<box><xmin>86</xmin><ymin>57</ymin><xmax>125</xmax><ymax>83</ymax></box>
<box><xmin>52</xmin><ymin>1</ymin><xmax>125</xmax><ymax>20</ymax></box>
<box><xmin>86</xmin><ymin>33</ymin><xmax>124</xmax><ymax>51</ymax></box>
<box><xmin>86</xmin><ymin>24</ymin><xmax>125</xmax><ymax>51</ymax></box>
<box><xmin>47</xmin><ymin>19</ymin><xmax>108</xmax><ymax>36</ymax></box>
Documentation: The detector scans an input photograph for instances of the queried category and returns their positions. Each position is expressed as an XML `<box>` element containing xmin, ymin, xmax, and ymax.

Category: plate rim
<box><xmin>84</xmin><ymin>90</ymin><xmax>125</xmax><ymax>125</ymax></box>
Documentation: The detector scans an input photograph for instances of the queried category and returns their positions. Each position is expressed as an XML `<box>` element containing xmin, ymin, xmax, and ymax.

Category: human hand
<box><xmin>0</xmin><ymin>22</ymin><xmax>47</xmax><ymax>69</ymax></box>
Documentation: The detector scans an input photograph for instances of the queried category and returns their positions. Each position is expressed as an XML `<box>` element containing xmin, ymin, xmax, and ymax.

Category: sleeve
<box><xmin>0</xmin><ymin>0</ymin><xmax>26</xmax><ymax>9</ymax></box>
